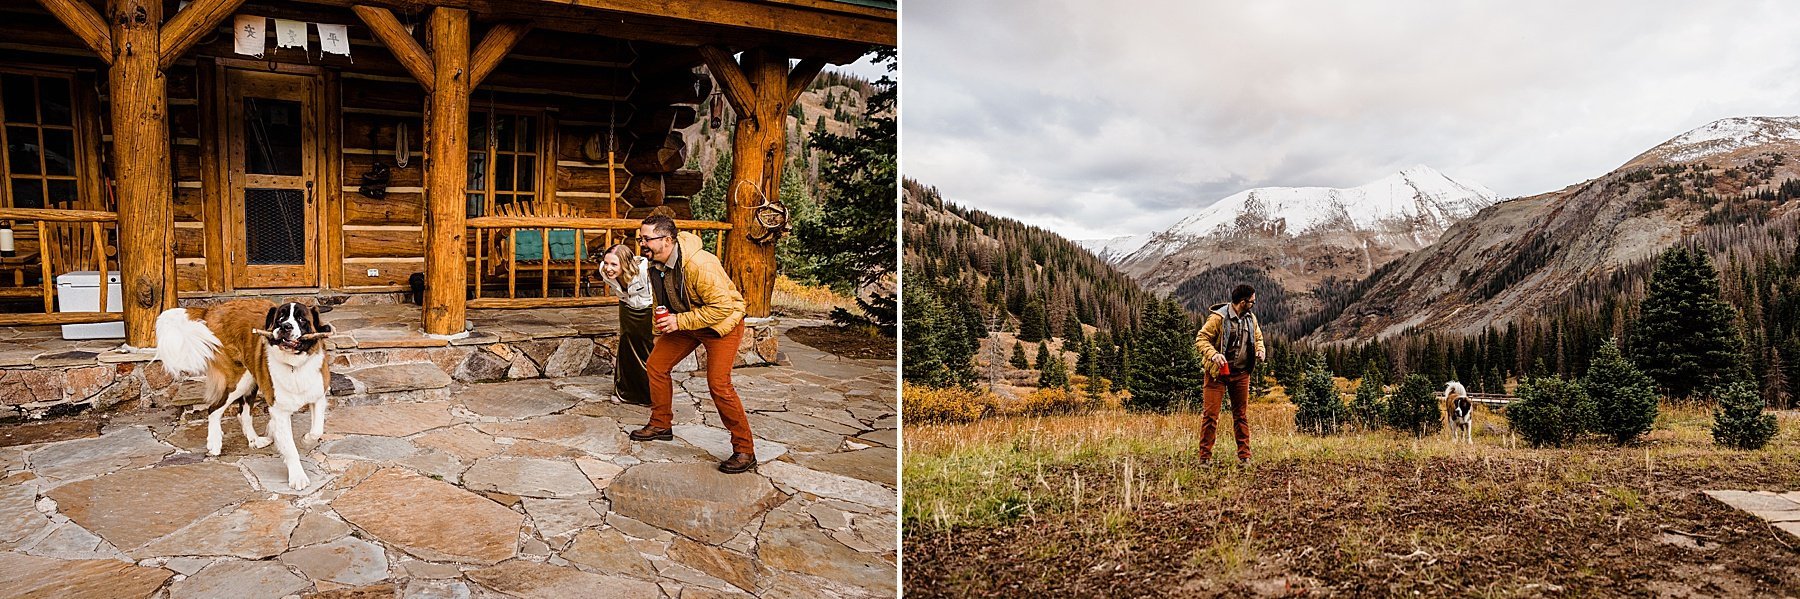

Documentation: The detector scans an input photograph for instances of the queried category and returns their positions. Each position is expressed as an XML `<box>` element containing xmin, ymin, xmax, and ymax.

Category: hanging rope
<box><xmin>394</xmin><ymin>122</ymin><xmax>410</xmax><ymax>168</ymax></box>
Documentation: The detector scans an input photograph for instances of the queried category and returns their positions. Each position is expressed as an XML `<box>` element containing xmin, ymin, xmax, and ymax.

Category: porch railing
<box><xmin>0</xmin><ymin>208</ymin><xmax>122</xmax><ymax>326</ymax></box>
<box><xmin>465</xmin><ymin>216</ymin><xmax>730</xmax><ymax>309</ymax></box>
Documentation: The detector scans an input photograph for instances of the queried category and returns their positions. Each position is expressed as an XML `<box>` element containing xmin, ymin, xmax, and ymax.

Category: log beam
<box><xmin>469</xmin><ymin>21</ymin><xmax>532</xmax><ymax>88</ymax></box>
<box><xmin>422</xmin><ymin>6</ymin><xmax>470</xmax><ymax>335</ymax></box>
<box><xmin>697</xmin><ymin>45</ymin><xmax>755</xmax><ymax>121</ymax></box>
<box><xmin>353</xmin><ymin>5</ymin><xmax>436</xmax><ymax>92</ymax></box>
<box><xmin>33</xmin><ymin>0</ymin><xmax>112</xmax><ymax>64</ymax></box>
<box><xmin>108</xmin><ymin>0</ymin><xmax>171</xmax><ymax>346</ymax></box>
<box><xmin>158</xmin><ymin>0</ymin><xmax>247</xmax><ymax>69</ymax></box>
<box><xmin>721</xmin><ymin>47</ymin><xmax>800</xmax><ymax>318</ymax></box>
<box><xmin>785</xmin><ymin>57</ymin><xmax>825</xmax><ymax>105</ymax></box>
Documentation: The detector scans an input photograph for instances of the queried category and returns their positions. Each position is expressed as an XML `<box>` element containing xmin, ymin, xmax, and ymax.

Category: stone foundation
<box><xmin>0</xmin><ymin>307</ymin><xmax>785</xmax><ymax>422</ymax></box>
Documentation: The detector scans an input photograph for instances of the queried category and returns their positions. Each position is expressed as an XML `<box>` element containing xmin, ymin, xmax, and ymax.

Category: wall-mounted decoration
<box><xmin>233</xmin><ymin>15</ymin><xmax>266</xmax><ymax>58</ymax></box>
<box><xmin>359</xmin><ymin>161</ymin><xmax>391</xmax><ymax>198</ymax></box>
<box><xmin>394</xmin><ymin>123</ymin><xmax>411</xmax><ymax>168</ymax></box>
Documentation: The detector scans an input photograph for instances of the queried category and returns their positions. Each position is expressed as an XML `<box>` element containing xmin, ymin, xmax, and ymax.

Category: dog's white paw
<box><xmin>249</xmin><ymin>436</ymin><xmax>272</xmax><ymax>449</ymax></box>
<box><xmin>287</xmin><ymin>471</ymin><xmax>312</xmax><ymax>491</ymax></box>
<box><xmin>206</xmin><ymin>441</ymin><xmax>222</xmax><ymax>456</ymax></box>
<box><xmin>302</xmin><ymin>432</ymin><xmax>322</xmax><ymax>445</ymax></box>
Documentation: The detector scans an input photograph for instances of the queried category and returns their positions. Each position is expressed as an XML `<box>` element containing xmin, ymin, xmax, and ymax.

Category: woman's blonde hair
<box><xmin>605</xmin><ymin>244</ymin><xmax>638</xmax><ymax>287</ymax></box>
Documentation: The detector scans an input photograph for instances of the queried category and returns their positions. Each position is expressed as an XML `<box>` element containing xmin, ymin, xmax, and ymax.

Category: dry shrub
<box><xmin>904</xmin><ymin>383</ymin><xmax>996</xmax><ymax>424</ymax></box>
<box><xmin>1008</xmin><ymin>387</ymin><xmax>1096</xmax><ymax>418</ymax></box>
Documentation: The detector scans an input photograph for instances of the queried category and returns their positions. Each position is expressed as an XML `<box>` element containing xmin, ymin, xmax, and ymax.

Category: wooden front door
<box><xmin>224</xmin><ymin>70</ymin><xmax>320</xmax><ymax>288</ymax></box>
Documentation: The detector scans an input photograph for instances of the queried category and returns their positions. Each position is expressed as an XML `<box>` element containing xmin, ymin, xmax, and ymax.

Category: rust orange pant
<box><xmin>1200</xmin><ymin>370</ymin><xmax>1252</xmax><ymax>460</ymax></box>
<box><xmin>647</xmin><ymin>323</ymin><xmax>754</xmax><ymax>454</ymax></box>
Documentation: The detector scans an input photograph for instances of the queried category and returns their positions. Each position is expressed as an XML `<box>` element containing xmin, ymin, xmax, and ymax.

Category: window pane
<box><xmin>1</xmin><ymin>75</ymin><xmax>33</xmax><ymax>124</ymax></box>
<box><xmin>468</xmin><ymin>112</ymin><xmax>486</xmax><ymax>149</ymax></box>
<box><xmin>9</xmin><ymin>178</ymin><xmax>42</xmax><ymax>209</ymax></box>
<box><xmin>46</xmin><ymin>179</ymin><xmax>76</xmax><ymax>208</ymax></box>
<box><xmin>38</xmin><ymin>78</ymin><xmax>71</xmax><ymax>126</ymax></box>
<box><xmin>6</xmin><ymin>126</ymin><xmax>39</xmax><ymax>175</ymax></box>
<box><xmin>243</xmin><ymin>188</ymin><xmax>305</xmax><ymax>264</ymax></box>
<box><xmin>41</xmin><ymin>128</ymin><xmax>74</xmax><ymax>176</ymax></box>
<box><xmin>495</xmin><ymin>115</ymin><xmax>514</xmax><ymax>152</ymax></box>
<box><xmin>466</xmin><ymin>151</ymin><xmax>487</xmax><ymax>191</ymax></box>
<box><xmin>515</xmin><ymin>155</ymin><xmax>535</xmax><ymax>191</ymax></box>
<box><xmin>467</xmin><ymin>193</ymin><xmax>485</xmax><ymax>217</ymax></box>
<box><xmin>243</xmin><ymin>98</ymin><xmax>303</xmax><ymax>175</ymax></box>
<box><xmin>495</xmin><ymin>156</ymin><xmax>514</xmax><ymax>192</ymax></box>
<box><xmin>518</xmin><ymin>116</ymin><xmax>535</xmax><ymax>152</ymax></box>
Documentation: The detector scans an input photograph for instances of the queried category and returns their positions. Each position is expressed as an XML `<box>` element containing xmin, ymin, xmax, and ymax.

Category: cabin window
<box><xmin>466</xmin><ymin>109</ymin><xmax>543</xmax><ymax>217</ymax></box>
<box><xmin>0</xmin><ymin>73</ymin><xmax>81</xmax><ymax>210</ymax></box>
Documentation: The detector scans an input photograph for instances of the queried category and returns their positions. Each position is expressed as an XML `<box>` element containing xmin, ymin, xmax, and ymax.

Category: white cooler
<box><xmin>55</xmin><ymin>271</ymin><xmax>124</xmax><ymax>339</ymax></box>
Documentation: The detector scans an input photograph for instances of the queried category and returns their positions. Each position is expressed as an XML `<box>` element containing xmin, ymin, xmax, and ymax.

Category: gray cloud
<box><xmin>901</xmin><ymin>0</ymin><xmax>1800</xmax><ymax>239</ymax></box>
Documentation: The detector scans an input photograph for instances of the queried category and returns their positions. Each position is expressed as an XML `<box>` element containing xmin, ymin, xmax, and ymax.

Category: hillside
<box><xmin>1307</xmin><ymin>116</ymin><xmax>1800</xmax><ymax>344</ymax></box>
<box><xmin>903</xmin><ymin>179</ymin><xmax>1157</xmax><ymax>335</ymax></box>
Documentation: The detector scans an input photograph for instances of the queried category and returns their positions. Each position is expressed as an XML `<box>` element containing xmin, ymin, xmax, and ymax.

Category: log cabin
<box><xmin>0</xmin><ymin>0</ymin><xmax>893</xmax><ymax>347</ymax></box>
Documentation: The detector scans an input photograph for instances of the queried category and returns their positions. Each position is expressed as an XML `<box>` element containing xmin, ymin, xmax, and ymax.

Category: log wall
<box><xmin>0</xmin><ymin>1</ymin><xmax>708</xmax><ymax>301</ymax></box>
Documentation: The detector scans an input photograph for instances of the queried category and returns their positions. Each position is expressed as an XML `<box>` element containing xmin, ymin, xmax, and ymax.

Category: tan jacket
<box><xmin>668</xmin><ymin>231</ymin><xmax>746</xmax><ymax>336</ymax></box>
<box><xmin>1193</xmin><ymin>302</ymin><xmax>1265</xmax><ymax>380</ymax></box>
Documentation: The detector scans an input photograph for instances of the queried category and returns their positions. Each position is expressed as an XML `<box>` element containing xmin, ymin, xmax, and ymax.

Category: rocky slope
<box><xmin>1305</xmin><ymin>116</ymin><xmax>1800</xmax><ymax>343</ymax></box>
<box><xmin>1113</xmin><ymin>166</ymin><xmax>1500</xmax><ymax>298</ymax></box>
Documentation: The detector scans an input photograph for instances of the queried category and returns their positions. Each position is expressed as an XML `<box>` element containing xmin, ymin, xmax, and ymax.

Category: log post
<box><xmin>702</xmin><ymin>47</ymin><xmax>821</xmax><ymax>318</ymax></box>
<box><xmin>423</xmin><ymin>7</ymin><xmax>471</xmax><ymax>336</ymax></box>
<box><xmin>108</xmin><ymin>0</ymin><xmax>171</xmax><ymax>347</ymax></box>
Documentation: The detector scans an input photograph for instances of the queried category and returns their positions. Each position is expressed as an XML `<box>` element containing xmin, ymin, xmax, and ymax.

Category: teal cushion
<box><xmin>512</xmin><ymin>230</ymin><xmax>578</xmax><ymax>261</ymax></box>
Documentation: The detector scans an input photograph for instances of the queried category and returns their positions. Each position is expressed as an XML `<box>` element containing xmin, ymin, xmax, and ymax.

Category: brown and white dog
<box><xmin>1444</xmin><ymin>381</ymin><xmax>1473</xmax><ymax>443</ymax></box>
<box><xmin>155</xmin><ymin>299</ymin><xmax>332</xmax><ymax>490</ymax></box>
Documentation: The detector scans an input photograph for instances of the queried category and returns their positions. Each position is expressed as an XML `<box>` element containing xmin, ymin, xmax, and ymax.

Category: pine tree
<box><xmin>1035</xmin><ymin>341</ymin><xmax>1051</xmax><ymax>371</ymax></box>
<box><xmin>1063</xmin><ymin>310</ymin><xmax>1085</xmax><ymax>345</ymax></box>
<box><xmin>1385</xmin><ymin>374</ymin><xmax>1441</xmax><ymax>438</ymax></box>
<box><xmin>1631</xmin><ymin>246</ymin><xmax>1746</xmax><ymax>400</ymax></box>
<box><xmin>1713</xmin><ymin>380</ymin><xmax>1777</xmax><ymax>449</ymax></box>
<box><xmin>1350</xmin><ymin>362</ymin><xmax>1386</xmax><ymax>431</ymax></box>
<box><xmin>1074</xmin><ymin>338</ymin><xmax>1095</xmax><ymax>374</ymax></box>
<box><xmin>797</xmin><ymin>48</ymin><xmax>895</xmax><ymax>333</ymax></box>
<box><xmin>1293</xmin><ymin>358</ymin><xmax>1347</xmax><ymax>435</ymax></box>
<box><xmin>1009</xmin><ymin>341</ymin><xmax>1029</xmax><ymax>369</ymax></box>
<box><xmin>1506</xmin><ymin>375</ymin><xmax>1595</xmax><ymax>447</ymax></box>
<box><xmin>1483</xmin><ymin>366</ymin><xmax>1506</xmax><ymax>396</ymax></box>
<box><xmin>1019</xmin><ymin>300</ymin><xmax>1048</xmax><ymax>342</ymax></box>
<box><xmin>900</xmin><ymin>273</ymin><xmax>974</xmax><ymax>388</ymax></box>
<box><xmin>1584</xmin><ymin>338</ymin><xmax>1660</xmax><ymax>445</ymax></box>
<box><xmin>1126</xmin><ymin>300</ymin><xmax>1204</xmax><ymax>411</ymax></box>
<box><xmin>1039</xmin><ymin>353</ymin><xmax>1071</xmax><ymax>389</ymax></box>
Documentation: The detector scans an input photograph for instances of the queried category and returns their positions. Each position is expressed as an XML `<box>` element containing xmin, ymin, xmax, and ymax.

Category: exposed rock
<box><xmin>468</xmin><ymin>558</ymin><xmax>663</xmax><ymax>599</ymax></box>
<box><xmin>460</xmin><ymin>380</ymin><xmax>578</xmax><ymax>419</ymax></box>
<box><xmin>281</xmin><ymin>536</ymin><xmax>391</xmax><ymax>585</ymax></box>
<box><xmin>0</xmin><ymin>552</ymin><xmax>171</xmax><ymax>599</ymax></box>
<box><xmin>759</xmin><ymin>461</ymin><xmax>894</xmax><ymax>511</ymax></box>
<box><xmin>326</xmin><ymin>402</ymin><xmax>458</xmax><ymax>437</ymax></box>
<box><xmin>462</xmin><ymin>456</ymin><xmax>597</xmax><ymax>499</ymax></box>
<box><xmin>47</xmin><ymin>462</ymin><xmax>257</xmax><ymax>551</ymax></box>
<box><xmin>27</xmin><ymin>426</ymin><xmax>172</xmax><ymax>482</ymax></box>
<box><xmin>560</xmin><ymin>527</ymin><xmax>655</xmax><ymax>579</ymax></box>
<box><xmin>606</xmin><ymin>463</ymin><xmax>782</xmax><ymax>544</ymax></box>
<box><xmin>475</xmin><ymin>414</ymin><xmax>625</xmax><ymax>456</ymax></box>
<box><xmin>135</xmin><ymin>499</ymin><xmax>302</xmax><ymax>559</ymax></box>
<box><xmin>331</xmin><ymin>467</ymin><xmax>523</xmax><ymax>565</ymax></box>
<box><xmin>169</xmin><ymin>558</ymin><xmax>310</xmax><ymax>599</ymax></box>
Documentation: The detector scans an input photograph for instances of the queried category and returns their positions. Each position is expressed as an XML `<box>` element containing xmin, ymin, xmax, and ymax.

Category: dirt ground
<box><xmin>787</xmin><ymin>325</ymin><xmax>895</xmax><ymax>360</ymax></box>
<box><xmin>903</xmin><ymin>408</ymin><xmax>1800</xmax><ymax>597</ymax></box>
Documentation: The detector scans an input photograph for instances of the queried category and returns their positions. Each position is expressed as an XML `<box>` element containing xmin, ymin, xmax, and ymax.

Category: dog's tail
<box><xmin>154</xmin><ymin>308</ymin><xmax>220</xmax><ymax>378</ymax></box>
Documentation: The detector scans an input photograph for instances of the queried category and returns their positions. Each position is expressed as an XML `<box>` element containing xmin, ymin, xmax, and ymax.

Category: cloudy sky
<box><xmin>902</xmin><ymin>0</ymin><xmax>1800</xmax><ymax>240</ymax></box>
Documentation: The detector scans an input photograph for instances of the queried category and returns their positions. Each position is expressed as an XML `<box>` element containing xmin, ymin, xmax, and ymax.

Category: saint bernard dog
<box><xmin>1444</xmin><ymin>381</ymin><xmax>1474</xmax><ymax>444</ymax></box>
<box><xmin>154</xmin><ymin>299</ymin><xmax>332</xmax><ymax>490</ymax></box>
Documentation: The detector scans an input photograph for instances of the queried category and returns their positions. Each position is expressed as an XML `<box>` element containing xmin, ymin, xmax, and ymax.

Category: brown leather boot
<box><xmin>629</xmin><ymin>425</ymin><xmax>673</xmax><ymax>441</ymax></box>
<box><xmin>717</xmin><ymin>452</ymin><xmax>756</xmax><ymax>474</ymax></box>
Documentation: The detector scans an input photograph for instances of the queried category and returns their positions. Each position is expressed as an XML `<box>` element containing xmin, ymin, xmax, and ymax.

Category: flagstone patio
<box><xmin>0</xmin><ymin>320</ymin><xmax>896</xmax><ymax>598</ymax></box>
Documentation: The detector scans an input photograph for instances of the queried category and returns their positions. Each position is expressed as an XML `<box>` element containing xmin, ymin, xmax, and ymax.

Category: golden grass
<box><xmin>771</xmin><ymin>276</ymin><xmax>858</xmax><ymax>315</ymax></box>
<box><xmin>903</xmin><ymin>401</ymin><xmax>1800</xmax><ymax>530</ymax></box>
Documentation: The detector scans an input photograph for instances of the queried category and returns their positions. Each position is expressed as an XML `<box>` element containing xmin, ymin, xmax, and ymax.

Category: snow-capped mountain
<box><xmin>1309</xmin><ymin>116</ymin><xmax>1800</xmax><ymax>342</ymax></box>
<box><xmin>1115</xmin><ymin>166</ymin><xmax>1500</xmax><ymax>296</ymax></box>
<box><xmin>1076</xmin><ymin>234</ymin><xmax>1144</xmax><ymax>262</ymax></box>
<box><xmin>1624</xmin><ymin>116</ymin><xmax>1800</xmax><ymax>167</ymax></box>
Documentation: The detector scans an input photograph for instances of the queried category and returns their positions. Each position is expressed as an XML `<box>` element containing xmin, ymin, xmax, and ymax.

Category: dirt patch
<box><xmin>905</xmin><ymin>453</ymin><xmax>1800</xmax><ymax>597</ymax></box>
<box><xmin>786</xmin><ymin>325</ymin><xmax>894</xmax><ymax>360</ymax></box>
